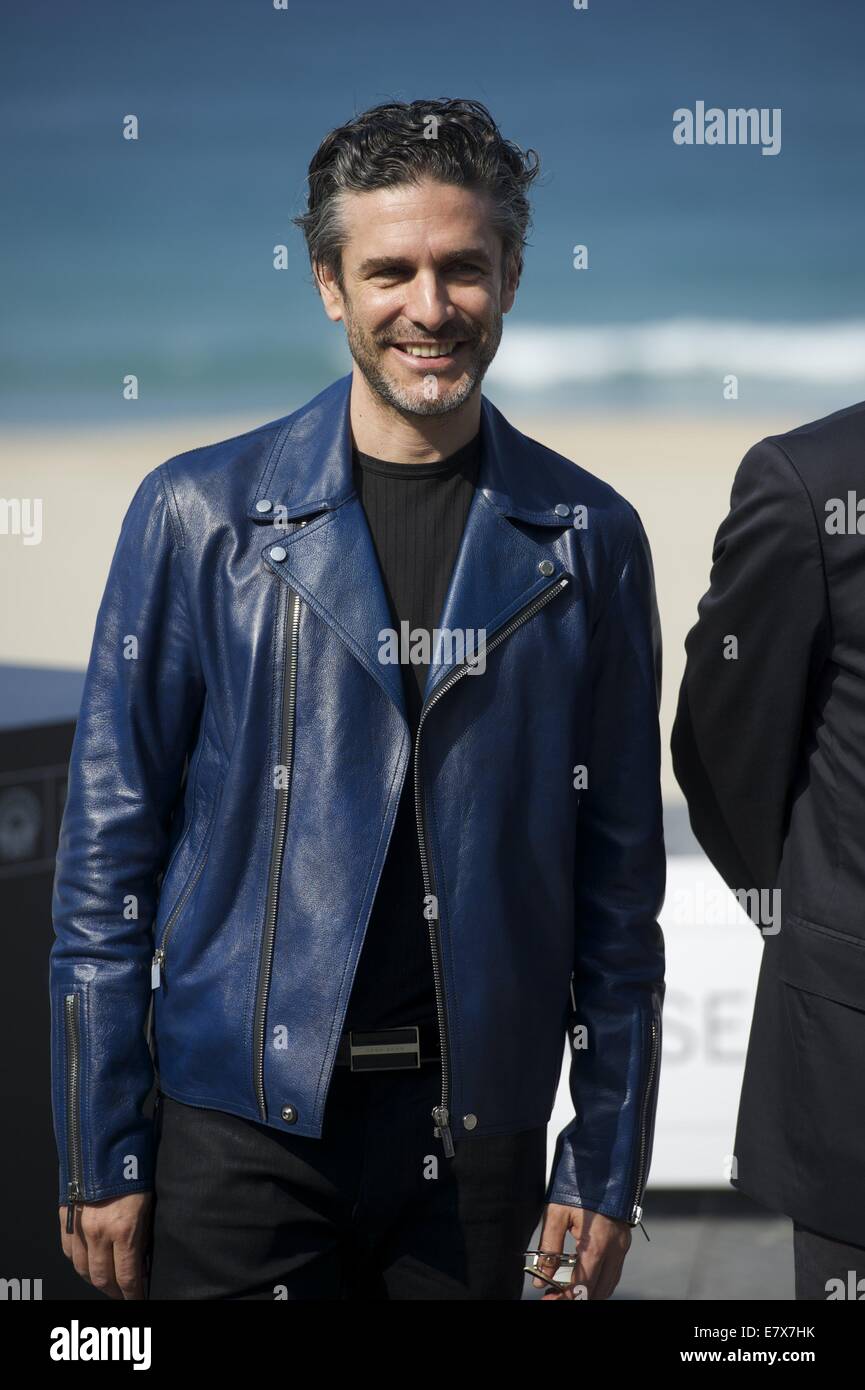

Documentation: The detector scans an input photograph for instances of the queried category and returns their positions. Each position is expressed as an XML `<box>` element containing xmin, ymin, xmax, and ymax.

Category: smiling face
<box><xmin>316</xmin><ymin>178</ymin><xmax>519</xmax><ymax>416</ymax></box>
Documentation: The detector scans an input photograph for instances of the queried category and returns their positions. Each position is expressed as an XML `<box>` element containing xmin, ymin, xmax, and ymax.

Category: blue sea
<box><xmin>2</xmin><ymin>0</ymin><xmax>864</xmax><ymax>422</ymax></box>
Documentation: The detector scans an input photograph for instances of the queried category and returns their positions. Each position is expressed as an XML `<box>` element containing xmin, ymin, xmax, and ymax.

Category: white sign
<box><xmin>548</xmin><ymin>854</ymin><xmax>762</xmax><ymax>1192</ymax></box>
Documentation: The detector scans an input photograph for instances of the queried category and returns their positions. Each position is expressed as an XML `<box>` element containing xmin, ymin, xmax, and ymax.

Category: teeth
<box><xmin>398</xmin><ymin>342</ymin><xmax>457</xmax><ymax>357</ymax></box>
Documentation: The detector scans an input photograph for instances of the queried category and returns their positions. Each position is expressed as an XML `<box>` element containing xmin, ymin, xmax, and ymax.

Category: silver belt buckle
<box><xmin>348</xmin><ymin>1026</ymin><xmax>421</xmax><ymax>1071</ymax></box>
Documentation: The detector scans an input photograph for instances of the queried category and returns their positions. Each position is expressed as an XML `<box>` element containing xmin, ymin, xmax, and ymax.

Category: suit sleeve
<box><xmin>671</xmin><ymin>438</ymin><xmax>830</xmax><ymax>896</ymax></box>
<box><xmin>545</xmin><ymin>510</ymin><xmax>666</xmax><ymax>1223</ymax></box>
<box><xmin>49</xmin><ymin>464</ymin><xmax>206</xmax><ymax>1206</ymax></box>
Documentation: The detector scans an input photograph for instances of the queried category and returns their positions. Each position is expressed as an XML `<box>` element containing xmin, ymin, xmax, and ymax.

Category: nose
<box><xmin>401</xmin><ymin>269</ymin><xmax>459</xmax><ymax>335</ymax></box>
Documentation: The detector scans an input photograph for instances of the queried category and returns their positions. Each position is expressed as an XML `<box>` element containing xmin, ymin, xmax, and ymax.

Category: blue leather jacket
<box><xmin>50</xmin><ymin>372</ymin><xmax>665</xmax><ymax>1229</ymax></box>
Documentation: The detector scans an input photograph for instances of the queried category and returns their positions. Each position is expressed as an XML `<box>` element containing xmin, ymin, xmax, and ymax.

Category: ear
<box><xmin>501</xmin><ymin>251</ymin><xmax>521</xmax><ymax>314</ymax></box>
<box><xmin>314</xmin><ymin>259</ymin><xmax>345</xmax><ymax>324</ymax></box>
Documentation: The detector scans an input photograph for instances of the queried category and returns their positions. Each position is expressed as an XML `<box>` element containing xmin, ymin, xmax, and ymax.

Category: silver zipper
<box><xmin>414</xmin><ymin>575</ymin><xmax>570</xmax><ymax>1157</ymax></box>
<box><xmin>253</xmin><ymin>577</ymin><xmax>303</xmax><ymax>1121</ymax></box>
<box><xmin>150</xmin><ymin>829</ymin><xmax>214</xmax><ymax>990</ymax></box>
<box><xmin>64</xmin><ymin>993</ymin><xmax>84</xmax><ymax>1233</ymax></box>
<box><xmin>629</xmin><ymin>1009</ymin><xmax>660</xmax><ymax>1225</ymax></box>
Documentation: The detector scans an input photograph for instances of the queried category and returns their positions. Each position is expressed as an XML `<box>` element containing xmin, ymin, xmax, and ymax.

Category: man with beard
<box><xmin>52</xmin><ymin>98</ymin><xmax>665</xmax><ymax>1301</ymax></box>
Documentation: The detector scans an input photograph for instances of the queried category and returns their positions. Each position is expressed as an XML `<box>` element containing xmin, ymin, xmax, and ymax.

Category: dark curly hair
<box><xmin>292</xmin><ymin>97</ymin><xmax>541</xmax><ymax>292</ymax></box>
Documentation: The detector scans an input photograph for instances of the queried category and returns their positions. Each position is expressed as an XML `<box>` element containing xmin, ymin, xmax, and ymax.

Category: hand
<box><xmin>59</xmin><ymin>1193</ymin><xmax>153</xmax><ymax>1300</ymax></box>
<box><xmin>532</xmin><ymin>1202</ymin><xmax>631</xmax><ymax>1300</ymax></box>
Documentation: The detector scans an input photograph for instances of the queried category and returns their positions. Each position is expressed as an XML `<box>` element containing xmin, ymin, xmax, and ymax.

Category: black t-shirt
<box><xmin>342</xmin><ymin>431</ymin><xmax>481</xmax><ymax>1034</ymax></box>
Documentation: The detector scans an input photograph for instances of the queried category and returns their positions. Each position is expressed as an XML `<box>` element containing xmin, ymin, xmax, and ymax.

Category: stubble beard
<box><xmin>342</xmin><ymin>299</ymin><xmax>503</xmax><ymax>418</ymax></box>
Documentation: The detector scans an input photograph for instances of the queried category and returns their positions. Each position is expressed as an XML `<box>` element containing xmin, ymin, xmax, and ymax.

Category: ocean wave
<box><xmin>488</xmin><ymin>319</ymin><xmax>865</xmax><ymax>387</ymax></box>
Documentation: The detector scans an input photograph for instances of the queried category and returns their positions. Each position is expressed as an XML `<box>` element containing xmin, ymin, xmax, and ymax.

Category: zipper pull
<box><xmin>630</xmin><ymin>1204</ymin><xmax>650</xmax><ymax>1239</ymax></box>
<box><xmin>66</xmin><ymin>1182</ymin><xmax>81</xmax><ymax>1233</ymax></box>
<box><xmin>432</xmin><ymin>1105</ymin><xmax>455</xmax><ymax>1158</ymax></box>
<box><xmin>151</xmin><ymin>948</ymin><xmax>165</xmax><ymax>990</ymax></box>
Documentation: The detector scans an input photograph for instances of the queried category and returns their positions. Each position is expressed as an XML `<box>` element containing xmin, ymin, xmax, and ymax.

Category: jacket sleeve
<box><xmin>545</xmin><ymin>510</ymin><xmax>666</xmax><ymax>1223</ymax></box>
<box><xmin>49</xmin><ymin>463</ymin><xmax>206</xmax><ymax>1209</ymax></box>
<box><xmin>670</xmin><ymin>439</ymin><xmax>830</xmax><ymax>897</ymax></box>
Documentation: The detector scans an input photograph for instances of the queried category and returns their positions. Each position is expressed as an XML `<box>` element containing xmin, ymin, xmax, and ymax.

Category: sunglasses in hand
<box><xmin>522</xmin><ymin>1247</ymin><xmax>584</xmax><ymax>1293</ymax></box>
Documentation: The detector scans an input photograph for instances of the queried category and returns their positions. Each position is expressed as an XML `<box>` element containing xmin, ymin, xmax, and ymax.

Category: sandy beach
<box><xmin>0</xmin><ymin>408</ymin><xmax>803</xmax><ymax>801</ymax></box>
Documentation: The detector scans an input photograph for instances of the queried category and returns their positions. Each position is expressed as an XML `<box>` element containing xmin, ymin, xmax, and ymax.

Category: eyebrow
<box><xmin>355</xmin><ymin>249</ymin><xmax>493</xmax><ymax>276</ymax></box>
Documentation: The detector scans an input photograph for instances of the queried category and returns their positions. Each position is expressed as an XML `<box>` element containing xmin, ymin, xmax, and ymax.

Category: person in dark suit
<box><xmin>671</xmin><ymin>400</ymin><xmax>865</xmax><ymax>1301</ymax></box>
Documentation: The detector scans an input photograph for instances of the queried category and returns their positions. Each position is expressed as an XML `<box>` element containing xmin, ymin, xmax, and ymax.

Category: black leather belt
<box><xmin>335</xmin><ymin>1024</ymin><xmax>441</xmax><ymax>1071</ymax></box>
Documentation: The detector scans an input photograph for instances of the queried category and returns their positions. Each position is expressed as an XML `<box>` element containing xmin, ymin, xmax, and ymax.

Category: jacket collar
<box><xmin>252</xmin><ymin>373</ymin><xmax>573</xmax><ymax>725</ymax></box>
<box><xmin>247</xmin><ymin>370</ymin><xmax>571</xmax><ymax>528</ymax></box>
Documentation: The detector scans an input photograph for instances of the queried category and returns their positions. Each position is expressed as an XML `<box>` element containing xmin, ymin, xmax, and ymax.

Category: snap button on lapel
<box><xmin>538</xmin><ymin>559</ymin><xmax>555</xmax><ymax>576</ymax></box>
<box><xmin>269</xmin><ymin>545</ymin><xmax>287</xmax><ymax>561</ymax></box>
<box><xmin>554</xmin><ymin>503</ymin><xmax>570</xmax><ymax>517</ymax></box>
<box><xmin>256</xmin><ymin>498</ymin><xmax>273</xmax><ymax>513</ymax></box>
<box><xmin>463</xmin><ymin>1113</ymin><xmax>478</xmax><ymax>1130</ymax></box>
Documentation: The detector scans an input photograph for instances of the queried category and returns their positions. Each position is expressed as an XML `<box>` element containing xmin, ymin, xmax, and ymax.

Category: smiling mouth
<box><xmin>388</xmin><ymin>340</ymin><xmax>466</xmax><ymax>360</ymax></box>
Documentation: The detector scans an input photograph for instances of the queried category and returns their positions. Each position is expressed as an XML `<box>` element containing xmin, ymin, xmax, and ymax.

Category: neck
<box><xmin>349</xmin><ymin>367</ymin><xmax>481</xmax><ymax>464</ymax></box>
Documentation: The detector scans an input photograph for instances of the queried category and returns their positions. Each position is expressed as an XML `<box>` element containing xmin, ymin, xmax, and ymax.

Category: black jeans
<box><xmin>793</xmin><ymin>1220</ymin><xmax>865</xmax><ymax>1300</ymax></box>
<box><xmin>146</xmin><ymin>1059</ymin><xmax>548</xmax><ymax>1300</ymax></box>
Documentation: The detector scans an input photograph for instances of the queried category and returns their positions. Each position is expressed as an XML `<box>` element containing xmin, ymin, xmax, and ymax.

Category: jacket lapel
<box><xmin>424</xmin><ymin>486</ymin><xmax>565</xmax><ymax>702</ymax></box>
<box><xmin>251</xmin><ymin>375</ymin><xmax>407</xmax><ymax>721</ymax></box>
<box><xmin>423</xmin><ymin>393</ymin><xmax>575</xmax><ymax>699</ymax></box>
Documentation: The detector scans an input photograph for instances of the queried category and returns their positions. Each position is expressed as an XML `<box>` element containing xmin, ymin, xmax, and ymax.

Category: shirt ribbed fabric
<box><xmin>342</xmin><ymin>430</ymin><xmax>481</xmax><ymax>1034</ymax></box>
